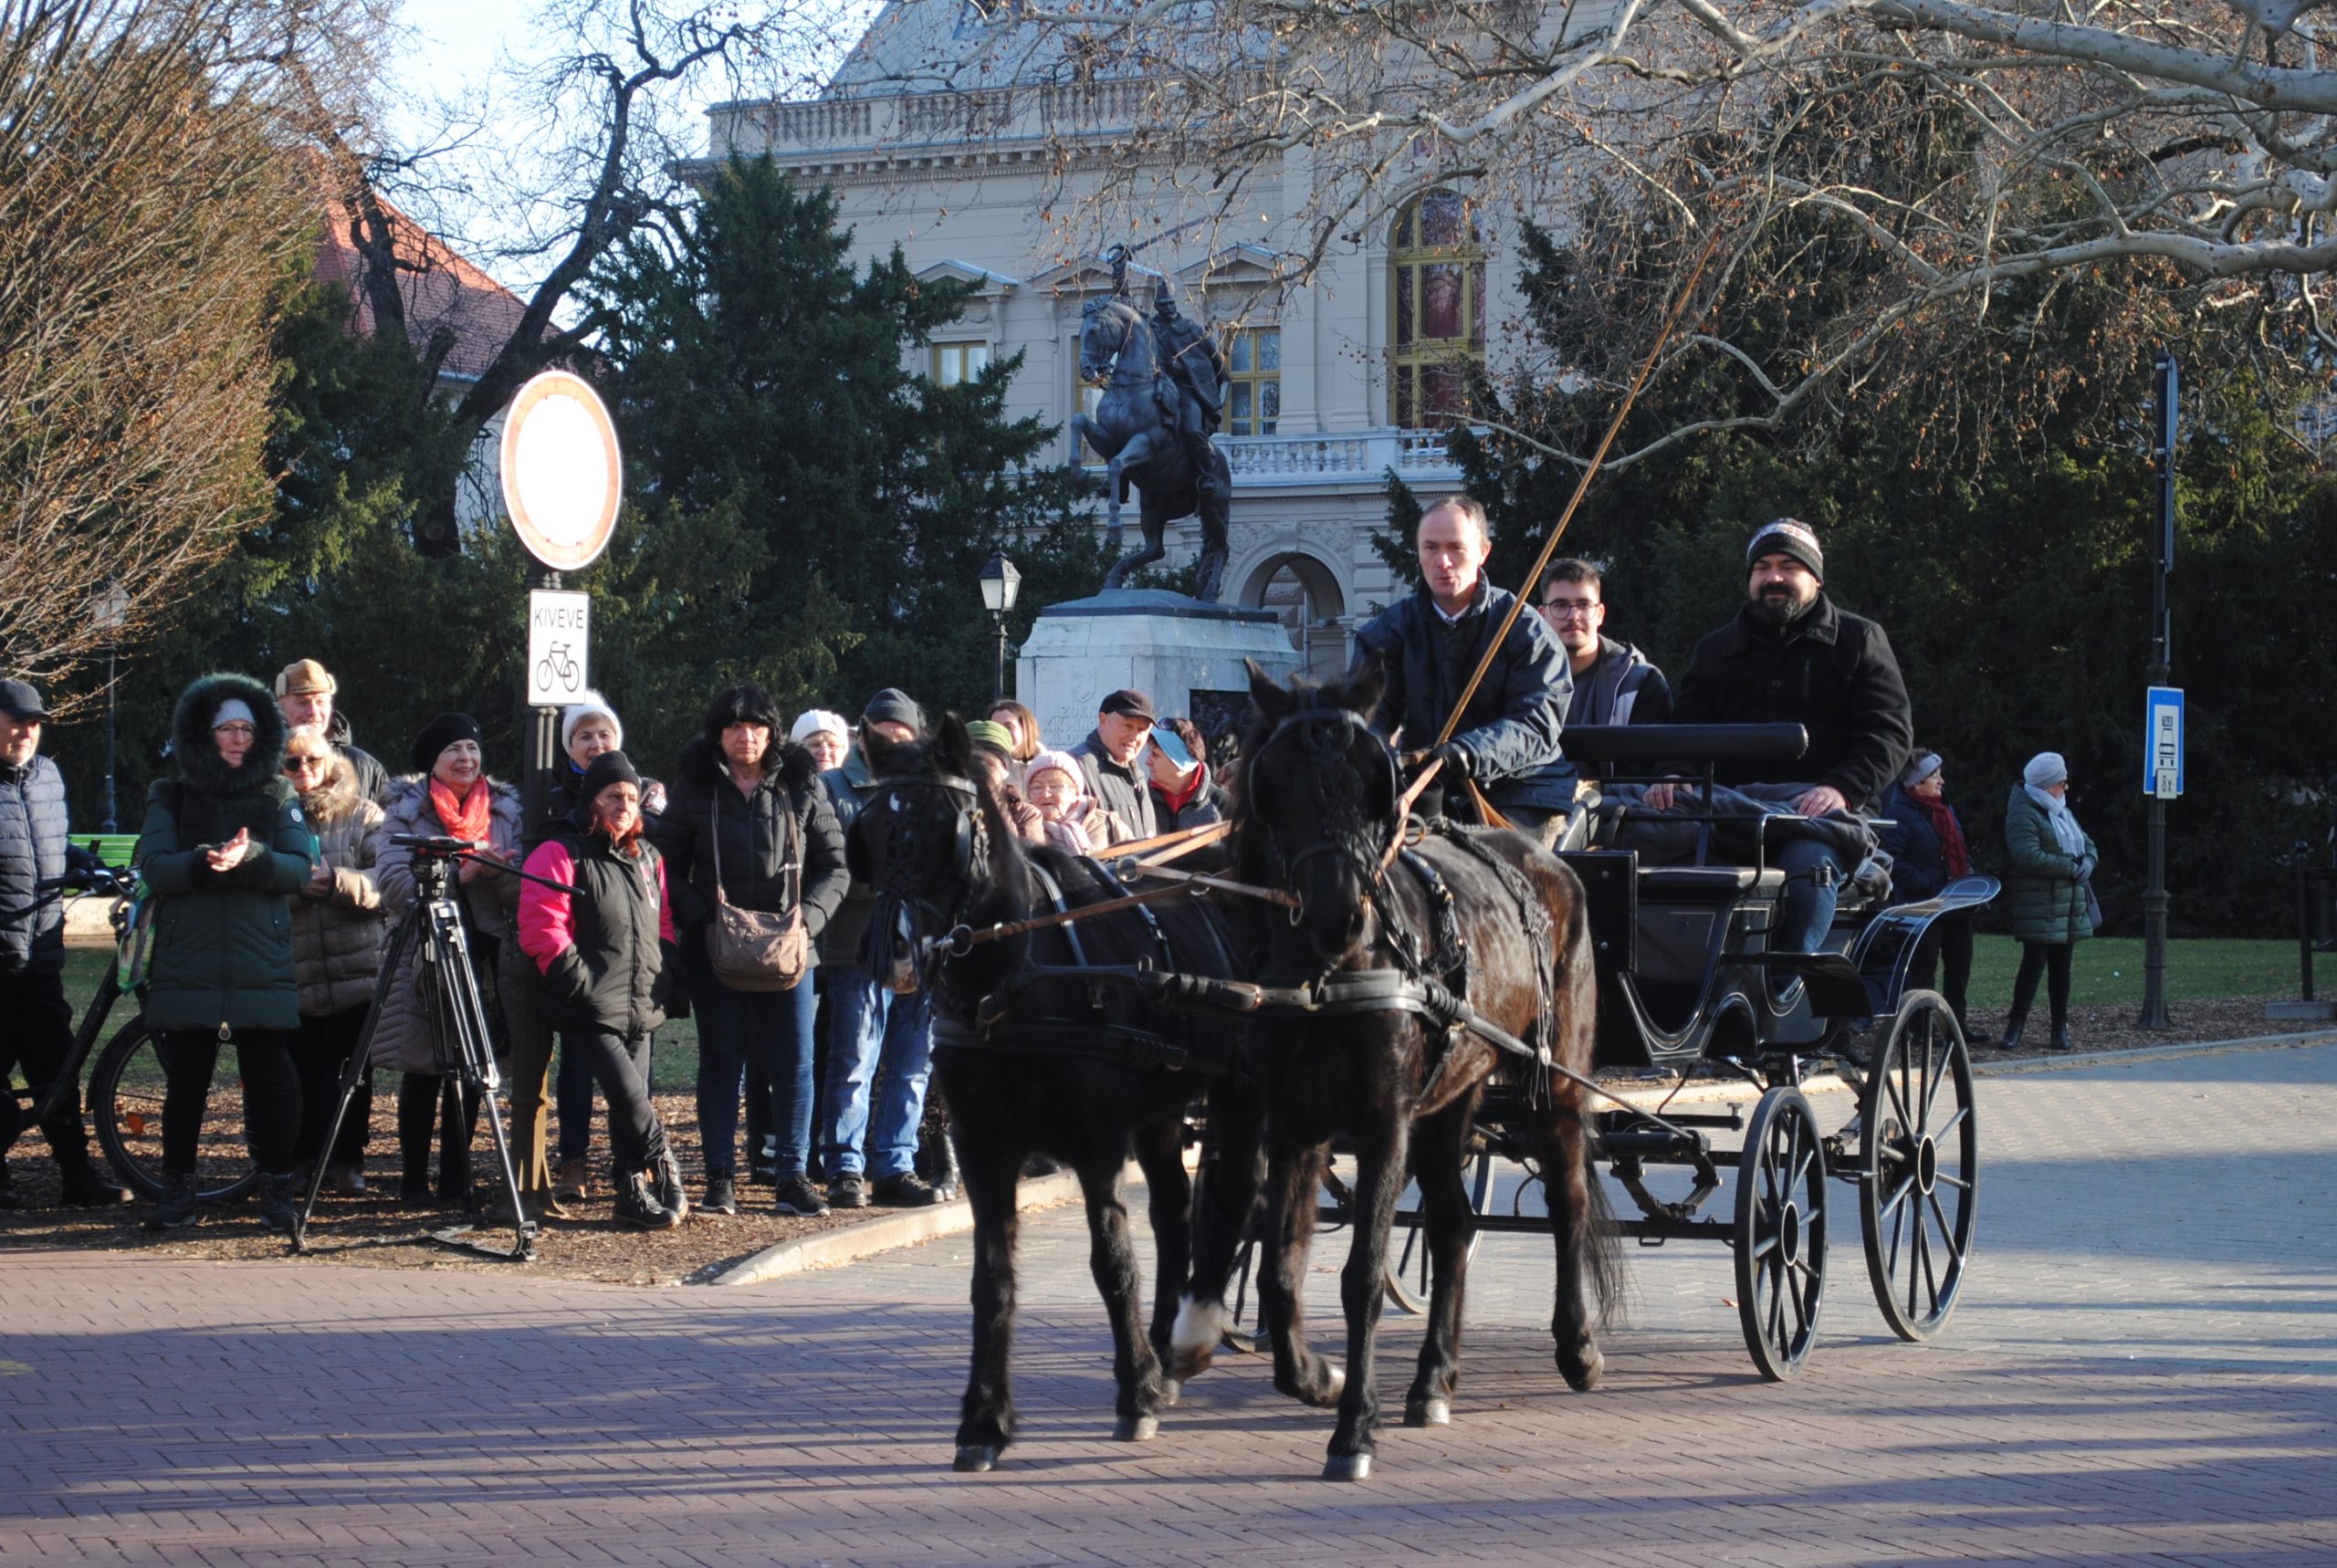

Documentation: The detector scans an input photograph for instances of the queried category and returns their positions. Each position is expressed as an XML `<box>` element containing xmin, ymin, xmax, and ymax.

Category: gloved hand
<box><xmin>1430</xmin><ymin>741</ymin><xmax>1472</xmax><ymax>780</ymax></box>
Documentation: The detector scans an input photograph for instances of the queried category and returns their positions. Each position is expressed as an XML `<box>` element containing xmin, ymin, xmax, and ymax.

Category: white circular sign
<box><xmin>499</xmin><ymin>370</ymin><xmax>622</xmax><ymax>571</ymax></box>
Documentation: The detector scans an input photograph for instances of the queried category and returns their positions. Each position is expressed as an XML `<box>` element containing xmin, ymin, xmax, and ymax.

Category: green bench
<box><xmin>78</xmin><ymin>834</ymin><xmax>138</xmax><ymax>871</ymax></box>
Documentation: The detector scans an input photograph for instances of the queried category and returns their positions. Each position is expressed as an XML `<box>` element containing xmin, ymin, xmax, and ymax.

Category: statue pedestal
<box><xmin>1016</xmin><ymin>589</ymin><xmax>1304</xmax><ymax>753</ymax></box>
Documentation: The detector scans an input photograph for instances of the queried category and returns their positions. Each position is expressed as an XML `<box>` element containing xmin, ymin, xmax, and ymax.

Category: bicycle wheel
<box><xmin>89</xmin><ymin>1019</ymin><xmax>260</xmax><ymax>1203</ymax></box>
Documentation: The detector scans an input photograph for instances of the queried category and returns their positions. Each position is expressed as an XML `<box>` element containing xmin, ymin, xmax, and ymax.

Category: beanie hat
<box><xmin>1902</xmin><ymin>751</ymin><xmax>1944</xmax><ymax>789</ymax></box>
<box><xmin>410</xmin><ymin>712</ymin><xmax>484</xmax><ymax>774</ymax></box>
<box><xmin>211</xmin><ymin>697</ymin><xmax>257</xmax><ymax>731</ymax></box>
<box><xmin>1746</xmin><ymin>517</ymin><xmax>1824</xmax><ymax>580</ymax></box>
<box><xmin>791</xmin><ymin>708</ymin><xmax>849</xmax><ymax>745</ymax></box>
<box><xmin>862</xmin><ymin>687</ymin><xmax>925</xmax><ymax>734</ymax></box>
<box><xmin>2023</xmin><ymin>752</ymin><xmax>2069</xmax><ymax>789</ymax></box>
<box><xmin>965</xmin><ymin>719</ymin><xmax>1013</xmax><ymax>752</ymax></box>
<box><xmin>1025</xmin><ymin>748</ymin><xmax>1086</xmax><ymax>795</ymax></box>
<box><xmin>579</xmin><ymin>749</ymin><xmax>643</xmax><ymax>803</ymax></box>
<box><xmin>561</xmin><ymin>690</ymin><xmax>623</xmax><ymax>755</ymax></box>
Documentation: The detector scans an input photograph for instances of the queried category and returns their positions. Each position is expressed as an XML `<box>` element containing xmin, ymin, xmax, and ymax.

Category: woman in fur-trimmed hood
<box><xmin>649</xmin><ymin>683</ymin><xmax>848</xmax><ymax>1216</ymax></box>
<box><xmin>133</xmin><ymin>671</ymin><xmax>319</xmax><ymax>1230</ymax></box>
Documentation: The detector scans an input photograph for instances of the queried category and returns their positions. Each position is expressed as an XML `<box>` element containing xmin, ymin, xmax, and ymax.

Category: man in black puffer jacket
<box><xmin>0</xmin><ymin>680</ymin><xmax>129</xmax><ymax>1207</ymax></box>
<box><xmin>1649</xmin><ymin>518</ymin><xmax>1913</xmax><ymax>960</ymax></box>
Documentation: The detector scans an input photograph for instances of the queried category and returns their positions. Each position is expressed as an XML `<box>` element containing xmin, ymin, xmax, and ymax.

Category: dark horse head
<box><xmin>1237</xmin><ymin>659</ymin><xmax>1401</xmax><ymax>972</ymax></box>
<box><xmin>852</xmin><ymin>716</ymin><xmax>1027</xmax><ymax>1005</ymax></box>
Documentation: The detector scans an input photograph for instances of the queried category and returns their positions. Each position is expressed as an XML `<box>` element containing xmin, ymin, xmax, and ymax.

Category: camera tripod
<box><xmin>289</xmin><ymin>834</ymin><xmax>571</xmax><ymax>1262</ymax></box>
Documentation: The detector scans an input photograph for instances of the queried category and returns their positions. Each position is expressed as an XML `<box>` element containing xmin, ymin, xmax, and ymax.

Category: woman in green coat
<box><xmin>136</xmin><ymin>672</ymin><xmax>318</xmax><ymax>1230</ymax></box>
<box><xmin>2002</xmin><ymin>751</ymin><xmax>2098</xmax><ymax>1052</ymax></box>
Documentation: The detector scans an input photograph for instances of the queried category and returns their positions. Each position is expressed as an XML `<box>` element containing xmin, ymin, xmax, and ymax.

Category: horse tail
<box><xmin>1553</xmin><ymin>861</ymin><xmax>1627</xmax><ymax>1326</ymax></box>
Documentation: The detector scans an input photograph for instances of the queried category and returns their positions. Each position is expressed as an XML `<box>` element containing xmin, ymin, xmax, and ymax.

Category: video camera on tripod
<box><xmin>290</xmin><ymin>832</ymin><xmax>574</xmax><ymax>1261</ymax></box>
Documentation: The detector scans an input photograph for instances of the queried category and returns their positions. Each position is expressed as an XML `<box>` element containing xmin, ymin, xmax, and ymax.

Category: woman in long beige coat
<box><xmin>283</xmin><ymin>727</ymin><xmax>388</xmax><ymax>1196</ymax></box>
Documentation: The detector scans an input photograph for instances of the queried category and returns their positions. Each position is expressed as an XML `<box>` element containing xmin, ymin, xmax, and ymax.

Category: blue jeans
<box><xmin>821</xmin><ymin>968</ymin><xmax>934</xmax><ymax>1181</ymax></box>
<box><xmin>685</xmin><ymin>943</ymin><xmax>817</xmax><ymax>1178</ymax></box>
<box><xmin>1773</xmin><ymin>836</ymin><xmax>1849</xmax><ymax>956</ymax></box>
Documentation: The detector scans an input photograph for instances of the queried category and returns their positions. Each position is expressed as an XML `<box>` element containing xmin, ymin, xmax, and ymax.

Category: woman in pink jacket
<box><xmin>518</xmin><ymin>752</ymin><xmax>686</xmax><ymax>1230</ymax></box>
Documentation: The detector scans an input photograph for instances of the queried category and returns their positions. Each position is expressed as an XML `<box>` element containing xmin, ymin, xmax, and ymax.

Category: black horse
<box><xmin>855</xmin><ymin>718</ymin><xmax>1263</xmax><ymax>1473</ymax></box>
<box><xmin>1208</xmin><ymin>661</ymin><xmax>1621</xmax><ymax>1480</ymax></box>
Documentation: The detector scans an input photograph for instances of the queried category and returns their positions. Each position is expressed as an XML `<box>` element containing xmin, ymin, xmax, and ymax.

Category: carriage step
<box><xmin>1600</xmin><ymin>1127</ymin><xmax>1711</xmax><ymax>1160</ymax></box>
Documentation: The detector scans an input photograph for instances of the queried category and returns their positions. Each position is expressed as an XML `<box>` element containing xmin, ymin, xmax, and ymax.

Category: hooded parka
<box><xmin>133</xmin><ymin>674</ymin><xmax>317</xmax><ymax>1033</ymax></box>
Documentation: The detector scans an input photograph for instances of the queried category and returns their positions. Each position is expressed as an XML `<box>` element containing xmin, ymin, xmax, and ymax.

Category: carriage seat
<box><xmin>1637</xmin><ymin>864</ymin><xmax>1787</xmax><ymax>902</ymax></box>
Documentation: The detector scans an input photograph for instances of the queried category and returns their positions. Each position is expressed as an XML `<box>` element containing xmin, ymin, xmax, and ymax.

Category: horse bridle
<box><xmin>865</xmin><ymin>772</ymin><xmax>991</xmax><ymax>977</ymax></box>
<box><xmin>1256</xmin><ymin>706</ymin><xmax>1404</xmax><ymax>917</ymax></box>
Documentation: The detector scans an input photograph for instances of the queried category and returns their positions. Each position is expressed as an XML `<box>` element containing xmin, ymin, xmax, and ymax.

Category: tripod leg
<box><xmin>291</xmin><ymin>914</ymin><xmax>419</xmax><ymax>1252</ymax></box>
<box><xmin>424</xmin><ymin>900</ymin><xmax>536</xmax><ymax>1261</ymax></box>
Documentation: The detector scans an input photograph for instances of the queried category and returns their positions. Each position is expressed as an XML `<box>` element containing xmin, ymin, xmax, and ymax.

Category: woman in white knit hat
<box><xmin>2002</xmin><ymin>751</ymin><xmax>2099</xmax><ymax>1052</ymax></box>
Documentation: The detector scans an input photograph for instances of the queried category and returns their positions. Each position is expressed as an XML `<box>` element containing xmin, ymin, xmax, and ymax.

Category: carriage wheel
<box><xmin>1859</xmin><ymin>990</ymin><xmax>1977</xmax><ymax>1342</ymax></box>
<box><xmin>1385</xmin><ymin>1144</ymin><xmax>1495</xmax><ymax>1315</ymax></box>
<box><xmin>1734</xmin><ymin>1085</ymin><xmax>1828</xmax><ymax>1380</ymax></box>
<box><xmin>89</xmin><ymin>1019</ymin><xmax>261</xmax><ymax>1203</ymax></box>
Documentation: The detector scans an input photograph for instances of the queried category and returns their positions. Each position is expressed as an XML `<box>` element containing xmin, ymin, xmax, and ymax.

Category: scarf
<box><xmin>2024</xmin><ymin>784</ymin><xmax>2088</xmax><ymax>861</ymax></box>
<box><xmin>430</xmin><ymin>777</ymin><xmax>493</xmax><ymax>845</ymax></box>
<box><xmin>1910</xmin><ymin>791</ymin><xmax>1971</xmax><ymax>878</ymax></box>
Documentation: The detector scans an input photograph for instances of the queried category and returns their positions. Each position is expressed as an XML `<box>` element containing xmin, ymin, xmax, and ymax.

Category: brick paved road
<box><xmin>4</xmin><ymin>1042</ymin><xmax>2332</xmax><ymax>1565</ymax></box>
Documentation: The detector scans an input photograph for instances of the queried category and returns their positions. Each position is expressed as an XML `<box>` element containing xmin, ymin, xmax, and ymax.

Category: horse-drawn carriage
<box><xmin>1358</xmin><ymin>718</ymin><xmax>1994</xmax><ymax>1380</ymax></box>
<box><xmin>858</xmin><ymin>668</ymin><xmax>1991</xmax><ymax>1479</ymax></box>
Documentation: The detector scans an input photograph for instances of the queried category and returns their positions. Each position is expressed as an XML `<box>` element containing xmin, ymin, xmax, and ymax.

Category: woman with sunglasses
<box><xmin>281</xmin><ymin>726</ymin><xmax>389</xmax><ymax>1196</ymax></box>
<box><xmin>135</xmin><ymin>674</ymin><xmax>318</xmax><ymax>1232</ymax></box>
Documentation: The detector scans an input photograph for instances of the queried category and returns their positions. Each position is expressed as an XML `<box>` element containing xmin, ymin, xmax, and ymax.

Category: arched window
<box><xmin>1389</xmin><ymin>191</ymin><xmax>1485</xmax><ymax>428</ymax></box>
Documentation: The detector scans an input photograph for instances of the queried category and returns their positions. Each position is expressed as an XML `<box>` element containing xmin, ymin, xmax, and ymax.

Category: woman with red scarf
<box><xmin>1879</xmin><ymin>749</ymin><xmax>1975</xmax><ymax>1036</ymax></box>
<box><xmin>373</xmin><ymin>713</ymin><xmax>527</xmax><ymax>1206</ymax></box>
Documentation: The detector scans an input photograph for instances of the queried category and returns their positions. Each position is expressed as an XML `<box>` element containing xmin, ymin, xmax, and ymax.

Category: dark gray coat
<box><xmin>0</xmin><ymin>753</ymin><xmax>99</xmax><ymax>975</ymax></box>
<box><xmin>1350</xmin><ymin>581</ymin><xmax>1577</xmax><ymax>811</ymax></box>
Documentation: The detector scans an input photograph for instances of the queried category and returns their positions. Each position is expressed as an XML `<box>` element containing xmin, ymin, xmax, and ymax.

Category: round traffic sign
<box><xmin>499</xmin><ymin>370</ymin><xmax>623</xmax><ymax>571</ymax></box>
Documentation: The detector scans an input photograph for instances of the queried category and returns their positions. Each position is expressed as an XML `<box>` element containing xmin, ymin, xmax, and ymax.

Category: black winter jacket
<box><xmin>653</xmin><ymin>737</ymin><xmax>848</xmax><ymax>959</ymax></box>
<box><xmin>1670</xmin><ymin>595</ymin><xmax>1913</xmax><ymax>810</ymax></box>
<box><xmin>0</xmin><ymin>754</ymin><xmax>99</xmax><ymax>975</ymax></box>
<box><xmin>519</xmin><ymin>814</ymin><xmax>675</xmax><ymax>1036</ymax></box>
<box><xmin>1350</xmin><ymin>582</ymin><xmax>1577</xmax><ymax>810</ymax></box>
<box><xmin>1877</xmin><ymin>784</ymin><xmax>1965</xmax><ymax>902</ymax></box>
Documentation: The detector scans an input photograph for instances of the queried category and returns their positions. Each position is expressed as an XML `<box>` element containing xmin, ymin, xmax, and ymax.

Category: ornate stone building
<box><xmin>701</xmin><ymin>0</ymin><xmax>1539</xmax><ymax>673</ymax></box>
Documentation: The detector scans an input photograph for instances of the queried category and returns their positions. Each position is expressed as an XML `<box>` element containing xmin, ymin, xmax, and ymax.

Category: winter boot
<box><xmin>257</xmin><ymin>1172</ymin><xmax>299</xmax><ymax>1232</ymax></box>
<box><xmin>1998</xmin><ymin>1009</ymin><xmax>2028</xmax><ymax>1051</ymax></box>
<box><xmin>613</xmin><ymin>1169</ymin><xmax>679</xmax><ymax>1230</ymax></box>
<box><xmin>701</xmin><ymin>1170</ymin><xmax>739</xmax><ymax>1216</ymax></box>
<box><xmin>651</xmin><ymin>1145</ymin><xmax>690</xmax><ymax>1225</ymax></box>
<box><xmin>2049</xmin><ymin>1021</ymin><xmax>2073</xmax><ymax>1053</ymax></box>
<box><xmin>56</xmin><ymin>1149</ymin><xmax>132</xmax><ymax>1207</ymax></box>
<box><xmin>143</xmin><ymin>1173</ymin><xmax>204</xmax><ymax>1231</ymax></box>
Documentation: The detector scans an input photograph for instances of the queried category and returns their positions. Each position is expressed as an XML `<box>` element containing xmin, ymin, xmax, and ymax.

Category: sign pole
<box><xmin>520</xmin><ymin>566</ymin><xmax>564</xmax><ymax>838</ymax></box>
<box><xmin>2140</xmin><ymin>351</ymin><xmax>2176</xmax><ymax>1030</ymax></box>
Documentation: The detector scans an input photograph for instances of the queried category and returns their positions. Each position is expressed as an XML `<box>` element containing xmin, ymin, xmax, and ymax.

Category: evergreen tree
<box><xmin>579</xmin><ymin>156</ymin><xmax>1103</xmax><ymax>767</ymax></box>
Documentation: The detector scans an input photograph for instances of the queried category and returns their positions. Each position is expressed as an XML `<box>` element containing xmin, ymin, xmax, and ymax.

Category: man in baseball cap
<box><xmin>1648</xmin><ymin>517</ymin><xmax>1913</xmax><ymax>970</ymax></box>
<box><xmin>275</xmin><ymin>659</ymin><xmax>389</xmax><ymax>804</ymax></box>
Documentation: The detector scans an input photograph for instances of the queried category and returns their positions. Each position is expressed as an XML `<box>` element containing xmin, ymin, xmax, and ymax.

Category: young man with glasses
<box><xmin>1535</xmin><ymin>559</ymin><xmax>1673</xmax><ymax>745</ymax></box>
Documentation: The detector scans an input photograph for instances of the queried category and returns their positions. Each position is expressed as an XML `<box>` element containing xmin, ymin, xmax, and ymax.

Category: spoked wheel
<box><xmin>1386</xmin><ymin>1143</ymin><xmax>1495</xmax><ymax>1314</ymax></box>
<box><xmin>1859</xmin><ymin>989</ymin><xmax>1977</xmax><ymax>1341</ymax></box>
<box><xmin>1734</xmin><ymin>1085</ymin><xmax>1828</xmax><ymax>1380</ymax></box>
<box><xmin>89</xmin><ymin>1020</ymin><xmax>260</xmax><ymax>1203</ymax></box>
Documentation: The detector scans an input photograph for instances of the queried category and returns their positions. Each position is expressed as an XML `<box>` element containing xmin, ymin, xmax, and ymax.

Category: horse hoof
<box><xmin>953</xmin><ymin>1444</ymin><xmax>1001</xmax><ymax>1473</ymax></box>
<box><xmin>1404</xmin><ymin>1397</ymin><xmax>1451</xmax><ymax>1428</ymax></box>
<box><xmin>1113</xmin><ymin>1414</ymin><xmax>1160</xmax><ymax>1442</ymax></box>
<box><xmin>1321</xmin><ymin>1452</ymin><xmax>1373</xmax><ymax>1482</ymax></box>
<box><xmin>1159</xmin><ymin>1378</ymin><xmax>1181</xmax><ymax>1407</ymax></box>
<box><xmin>1560</xmin><ymin>1346</ymin><xmax>1605</xmax><ymax>1392</ymax></box>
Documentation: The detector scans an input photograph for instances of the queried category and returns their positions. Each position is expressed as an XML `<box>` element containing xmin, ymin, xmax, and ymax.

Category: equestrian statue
<box><xmin>1072</xmin><ymin>245</ymin><xmax>1234</xmax><ymax>603</ymax></box>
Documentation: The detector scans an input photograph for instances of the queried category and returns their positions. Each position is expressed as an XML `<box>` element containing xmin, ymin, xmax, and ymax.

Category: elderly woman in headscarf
<box><xmin>2002</xmin><ymin>751</ymin><xmax>2099</xmax><ymax>1052</ymax></box>
<box><xmin>1878</xmin><ymin>749</ymin><xmax>1976</xmax><ymax>1037</ymax></box>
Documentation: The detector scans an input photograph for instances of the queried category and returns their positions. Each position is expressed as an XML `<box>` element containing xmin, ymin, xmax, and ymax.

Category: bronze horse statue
<box><xmin>1073</xmin><ymin>293</ymin><xmax>1233</xmax><ymax>602</ymax></box>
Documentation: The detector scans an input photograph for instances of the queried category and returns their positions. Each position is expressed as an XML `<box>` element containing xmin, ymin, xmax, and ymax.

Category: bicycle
<box><xmin>25</xmin><ymin>867</ymin><xmax>260</xmax><ymax>1204</ymax></box>
<box><xmin>532</xmin><ymin>643</ymin><xmax>581</xmax><ymax>695</ymax></box>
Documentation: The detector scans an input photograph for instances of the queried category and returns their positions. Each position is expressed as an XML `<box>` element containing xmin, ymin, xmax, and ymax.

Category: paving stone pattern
<box><xmin>3</xmin><ymin>1042</ymin><xmax>2332</xmax><ymax>1565</ymax></box>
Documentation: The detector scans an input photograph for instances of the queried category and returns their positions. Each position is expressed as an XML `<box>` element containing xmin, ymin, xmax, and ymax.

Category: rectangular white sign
<box><xmin>2143</xmin><ymin>685</ymin><xmax>2183</xmax><ymax>798</ymax></box>
<box><xmin>528</xmin><ymin>590</ymin><xmax>591</xmax><ymax>707</ymax></box>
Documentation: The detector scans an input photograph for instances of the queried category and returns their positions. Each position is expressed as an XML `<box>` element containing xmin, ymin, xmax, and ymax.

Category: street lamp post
<box><xmin>979</xmin><ymin>553</ymin><xmax>1022</xmax><ymax>704</ymax></box>
<box><xmin>92</xmin><ymin>580</ymin><xmax>130</xmax><ymax>832</ymax></box>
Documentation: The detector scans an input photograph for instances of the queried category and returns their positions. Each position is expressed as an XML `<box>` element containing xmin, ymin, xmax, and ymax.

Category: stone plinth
<box><xmin>1015</xmin><ymin>589</ymin><xmax>1304</xmax><ymax>750</ymax></box>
